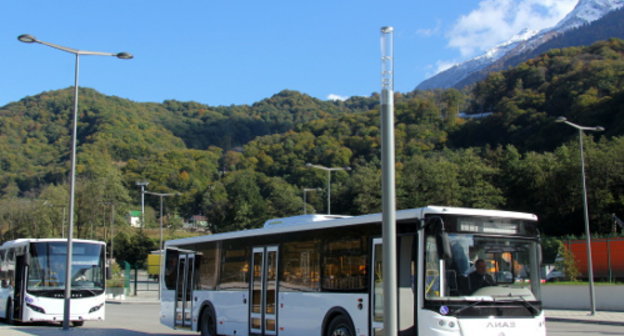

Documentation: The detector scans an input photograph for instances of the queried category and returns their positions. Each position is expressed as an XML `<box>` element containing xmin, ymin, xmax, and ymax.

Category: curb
<box><xmin>106</xmin><ymin>300</ymin><xmax>160</xmax><ymax>305</ymax></box>
<box><xmin>546</xmin><ymin>317</ymin><xmax>624</xmax><ymax>327</ymax></box>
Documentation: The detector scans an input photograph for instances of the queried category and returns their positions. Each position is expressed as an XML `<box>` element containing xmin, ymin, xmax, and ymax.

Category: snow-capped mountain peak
<box><xmin>416</xmin><ymin>0</ymin><xmax>624</xmax><ymax>91</ymax></box>
<box><xmin>554</xmin><ymin>0</ymin><xmax>624</xmax><ymax>31</ymax></box>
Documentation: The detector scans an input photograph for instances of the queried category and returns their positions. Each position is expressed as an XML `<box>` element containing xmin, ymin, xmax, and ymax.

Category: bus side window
<box><xmin>322</xmin><ymin>236</ymin><xmax>367</xmax><ymax>291</ymax></box>
<box><xmin>0</xmin><ymin>249</ymin><xmax>5</xmax><ymax>288</ymax></box>
<box><xmin>195</xmin><ymin>242</ymin><xmax>218</xmax><ymax>290</ymax></box>
<box><xmin>164</xmin><ymin>250</ymin><xmax>179</xmax><ymax>290</ymax></box>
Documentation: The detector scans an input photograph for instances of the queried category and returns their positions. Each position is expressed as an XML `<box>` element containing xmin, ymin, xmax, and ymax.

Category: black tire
<box><xmin>72</xmin><ymin>321</ymin><xmax>85</xmax><ymax>327</ymax></box>
<box><xmin>326</xmin><ymin>315</ymin><xmax>354</xmax><ymax>336</ymax></box>
<box><xmin>199</xmin><ymin>307</ymin><xmax>216</xmax><ymax>336</ymax></box>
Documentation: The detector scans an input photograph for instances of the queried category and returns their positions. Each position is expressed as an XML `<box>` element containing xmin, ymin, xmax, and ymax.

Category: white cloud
<box><xmin>327</xmin><ymin>94</ymin><xmax>349</xmax><ymax>101</ymax></box>
<box><xmin>447</xmin><ymin>0</ymin><xmax>577</xmax><ymax>57</ymax></box>
<box><xmin>435</xmin><ymin>60</ymin><xmax>458</xmax><ymax>74</ymax></box>
<box><xmin>416</xmin><ymin>20</ymin><xmax>443</xmax><ymax>37</ymax></box>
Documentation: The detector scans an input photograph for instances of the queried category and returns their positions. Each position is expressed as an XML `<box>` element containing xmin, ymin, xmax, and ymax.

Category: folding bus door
<box><xmin>13</xmin><ymin>254</ymin><xmax>27</xmax><ymax>321</ymax></box>
<box><xmin>174</xmin><ymin>252</ymin><xmax>195</xmax><ymax>329</ymax></box>
<box><xmin>371</xmin><ymin>238</ymin><xmax>384</xmax><ymax>336</ymax></box>
<box><xmin>249</xmin><ymin>246</ymin><xmax>279</xmax><ymax>336</ymax></box>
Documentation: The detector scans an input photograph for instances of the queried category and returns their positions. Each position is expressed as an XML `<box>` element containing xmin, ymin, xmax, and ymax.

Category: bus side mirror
<box><xmin>426</xmin><ymin>216</ymin><xmax>452</xmax><ymax>261</ymax></box>
<box><xmin>437</xmin><ymin>230</ymin><xmax>452</xmax><ymax>261</ymax></box>
<box><xmin>1</xmin><ymin>279</ymin><xmax>7</xmax><ymax>288</ymax></box>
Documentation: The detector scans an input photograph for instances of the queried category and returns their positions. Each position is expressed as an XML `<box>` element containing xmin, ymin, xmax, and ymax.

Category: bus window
<box><xmin>424</xmin><ymin>236</ymin><xmax>441</xmax><ymax>298</ymax></box>
<box><xmin>195</xmin><ymin>242</ymin><xmax>218</xmax><ymax>290</ymax></box>
<box><xmin>218</xmin><ymin>242</ymin><xmax>249</xmax><ymax>290</ymax></box>
<box><xmin>280</xmin><ymin>238</ymin><xmax>320</xmax><ymax>292</ymax></box>
<box><xmin>322</xmin><ymin>236</ymin><xmax>367</xmax><ymax>291</ymax></box>
<box><xmin>164</xmin><ymin>249</ymin><xmax>179</xmax><ymax>290</ymax></box>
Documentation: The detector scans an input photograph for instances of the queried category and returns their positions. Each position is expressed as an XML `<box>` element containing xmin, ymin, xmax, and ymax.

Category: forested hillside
<box><xmin>1</xmin><ymin>39</ymin><xmax>623</xmax><ymax>252</ymax></box>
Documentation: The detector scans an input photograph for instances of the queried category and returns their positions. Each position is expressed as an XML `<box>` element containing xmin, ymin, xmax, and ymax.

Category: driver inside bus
<box><xmin>468</xmin><ymin>259</ymin><xmax>496</xmax><ymax>293</ymax></box>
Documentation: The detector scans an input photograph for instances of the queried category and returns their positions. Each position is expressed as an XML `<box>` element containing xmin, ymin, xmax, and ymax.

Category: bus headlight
<box><xmin>89</xmin><ymin>303</ymin><xmax>104</xmax><ymax>313</ymax></box>
<box><xmin>26</xmin><ymin>303</ymin><xmax>46</xmax><ymax>314</ymax></box>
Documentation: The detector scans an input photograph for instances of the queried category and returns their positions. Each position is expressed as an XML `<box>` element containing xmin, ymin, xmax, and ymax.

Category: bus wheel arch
<box><xmin>322</xmin><ymin>307</ymin><xmax>356</xmax><ymax>336</ymax></box>
<box><xmin>198</xmin><ymin>301</ymin><xmax>217</xmax><ymax>336</ymax></box>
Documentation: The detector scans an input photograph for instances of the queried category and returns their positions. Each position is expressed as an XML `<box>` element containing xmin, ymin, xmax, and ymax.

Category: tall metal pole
<box><xmin>578</xmin><ymin>128</ymin><xmax>596</xmax><ymax>315</ymax></box>
<box><xmin>303</xmin><ymin>188</ymin><xmax>321</xmax><ymax>215</ymax></box>
<box><xmin>136</xmin><ymin>181</ymin><xmax>149</xmax><ymax>229</ymax></box>
<box><xmin>305</xmin><ymin>164</ymin><xmax>350</xmax><ymax>215</ymax></box>
<box><xmin>62</xmin><ymin>53</ymin><xmax>80</xmax><ymax>330</ymax></box>
<box><xmin>144</xmin><ymin>191</ymin><xmax>177</xmax><ymax>250</ymax></box>
<box><xmin>556</xmin><ymin>116</ymin><xmax>604</xmax><ymax>316</ymax></box>
<box><xmin>17</xmin><ymin>34</ymin><xmax>132</xmax><ymax>329</ymax></box>
<box><xmin>110</xmin><ymin>202</ymin><xmax>115</xmax><ymax>261</ymax></box>
<box><xmin>326</xmin><ymin>170</ymin><xmax>331</xmax><ymax>214</ymax></box>
<box><xmin>380</xmin><ymin>26</ymin><xmax>397</xmax><ymax>336</ymax></box>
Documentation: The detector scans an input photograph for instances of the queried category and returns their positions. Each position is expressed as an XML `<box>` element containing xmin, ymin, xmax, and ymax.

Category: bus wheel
<box><xmin>72</xmin><ymin>321</ymin><xmax>84</xmax><ymax>327</ymax></box>
<box><xmin>327</xmin><ymin>315</ymin><xmax>354</xmax><ymax>336</ymax></box>
<box><xmin>199</xmin><ymin>307</ymin><xmax>216</xmax><ymax>336</ymax></box>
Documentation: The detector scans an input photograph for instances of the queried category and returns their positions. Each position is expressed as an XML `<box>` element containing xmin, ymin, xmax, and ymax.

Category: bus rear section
<box><xmin>160</xmin><ymin>207</ymin><xmax>546</xmax><ymax>336</ymax></box>
<box><xmin>0</xmin><ymin>239</ymin><xmax>106</xmax><ymax>325</ymax></box>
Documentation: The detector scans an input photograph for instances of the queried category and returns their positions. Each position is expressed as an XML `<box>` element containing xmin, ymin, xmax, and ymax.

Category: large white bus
<box><xmin>160</xmin><ymin>206</ymin><xmax>546</xmax><ymax>336</ymax></box>
<box><xmin>0</xmin><ymin>238</ymin><xmax>106</xmax><ymax>326</ymax></box>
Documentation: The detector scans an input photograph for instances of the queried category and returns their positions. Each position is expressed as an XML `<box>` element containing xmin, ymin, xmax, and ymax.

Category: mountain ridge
<box><xmin>416</xmin><ymin>0</ymin><xmax>624</xmax><ymax>90</ymax></box>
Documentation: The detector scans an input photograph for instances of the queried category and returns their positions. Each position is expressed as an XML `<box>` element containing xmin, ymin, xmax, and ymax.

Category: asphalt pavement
<box><xmin>1</xmin><ymin>289</ymin><xmax>622</xmax><ymax>336</ymax></box>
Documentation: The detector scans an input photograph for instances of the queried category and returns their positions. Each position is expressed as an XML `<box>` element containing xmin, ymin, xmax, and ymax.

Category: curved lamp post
<box><xmin>302</xmin><ymin>188</ymin><xmax>321</xmax><ymax>215</ymax></box>
<box><xmin>555</xmin><ymin>116</ymin><xmax>604</xmax><ymax>315</ymax></box>
<box><xmin>305</xmin><ymin>163</ymin><xmax>351</xmax><ymax>215</ymax></box>
<box><xmin>18</xmin><ymin>34</ymin><xmax>132</xmax><ymax>330</ymax></box>
<box><xmin>144</xmin><ymin>191</ymin><xmax>179</xmax><ymax>251</ymax></box>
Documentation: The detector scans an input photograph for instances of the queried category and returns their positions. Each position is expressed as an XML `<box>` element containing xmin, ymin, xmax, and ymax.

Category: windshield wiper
<box><xmin>73</xmin><ymin>288</ymin><xmax>102</xmax><ymax>296</ymax></box>
<box><xmin>450</xmin><ymin>299</ymin><xmax>488</xmax><ymax>316</ymax></box>
<box><xmin>492</xmin><ymin>295</ymin><xmax>539</xmax><ymax>314</ymax></box>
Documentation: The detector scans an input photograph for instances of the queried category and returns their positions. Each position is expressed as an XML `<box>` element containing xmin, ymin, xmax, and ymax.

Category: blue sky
<box><xmin>1</xmin><ymin>0</ymin><xmax>577</xmax><ymax>107</ymax></box>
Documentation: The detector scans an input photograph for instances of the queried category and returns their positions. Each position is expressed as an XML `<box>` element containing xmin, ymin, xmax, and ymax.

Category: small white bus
<box><xmin>0</xmin><ymin>238</ymin><xmax>106</xmax><ymax>326</ymax></box>
<box><xmin>160</xmin><ymin>206</ymin><xmax>546</xmax><ymax>336</ymax></box>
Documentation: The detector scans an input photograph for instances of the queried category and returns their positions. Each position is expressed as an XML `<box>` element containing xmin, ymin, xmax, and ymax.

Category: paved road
<box><xmin>2</xmin><ymin>304</ymin><xmax>622</xmax><ymax>336</ymax></box>
<box><xmin>547</xmin><ymin>321</ymin><xmax>624</xmax><ymax>336</ymax></box>
<box><xmin>0</xmin><ymin>303</ymin><xmax>196</xmax><ymax>336</ymax></box>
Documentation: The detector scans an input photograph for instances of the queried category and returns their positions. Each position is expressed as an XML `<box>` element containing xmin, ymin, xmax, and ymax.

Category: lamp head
<box><xmin>116</xmin><ymin>52</ymin><xmax>133</xmax><ymax>60</ymax></box>
<box><xmin>306</xmin><ymin>163</ymin><xmax>312</xmax><ymax>167</ymax></box>
<box><xmin>595</xmin><ymin>126</ymin><xmax>605</xmax><ymax>132</ymax></box>
<box><xmin>18</xmin><ymin>34</ymin><xmax>37</xmax><ymax>43</ymax></box>
<box><xmin>555</xmin><ymin>116</ymin><xmax>567</xmax><ymax>123</ymax></box>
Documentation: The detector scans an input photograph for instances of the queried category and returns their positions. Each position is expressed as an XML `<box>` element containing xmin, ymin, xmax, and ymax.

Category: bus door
<box><xmin>371</xmin><ymin>238</ymin><xmax>384</xmax><ymax>336</ymax></box>
<box><xmin>174</xmin><ymin>252</ymin><xmax>195</xmax><ymax>329</ymax></box>
<box><xmin>12</xmin><ymin>254</ymin><xmax>27</xmax><ymax>321</ymax></box>
<box><xmin>249</xmin><ymin>246</ymin><xmax>278</xmax><ymax>336</ymax></box>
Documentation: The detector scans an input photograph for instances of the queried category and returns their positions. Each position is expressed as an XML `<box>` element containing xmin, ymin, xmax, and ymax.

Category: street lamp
<box><xmin>380</xmin><ymin>26</ymin><xmax>398</xmax><ymax>336</ymax></box>
<box><xmin>305</xmin><ymin>163</ymin><xmax>351</xmax><ymax>215</ymax></box>
<box><xmin>136</xmin><ymin>181</ymin><xmax>149</xmax><ymax>229</ymax></box>
<box><xmin>302</xmin><ymin>188</ymin><xmax>321</xmax><ymax>215</ymax></box>
<box><xmin>18</xmin><ymin>34</ymin><xmax>132</xmax><ymax>330</ymax></box>
<box><xmin>555</xmin><ymin>116</ymin><xmax>604</xmax><ymax>315</ymax></box>
<box><xmin>144</xmin><ymin>191</ymin><xmax>179</xmax><ymax>251</ymax></box>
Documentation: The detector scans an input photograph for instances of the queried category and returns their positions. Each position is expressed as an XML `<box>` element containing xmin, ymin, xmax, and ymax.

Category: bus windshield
<box><xmin>27</xmin><ymin>242</ymin><xmax>105</xmax><ymax>294</ymax></box>
<box><xmin>424</xmin><ymin>216</ymin><xmax>541</xmax><ymax>302</ymax></box>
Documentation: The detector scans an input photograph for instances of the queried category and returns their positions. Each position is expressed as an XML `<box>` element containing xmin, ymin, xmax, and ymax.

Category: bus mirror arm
<box><xmin>422</xmin><ymin>216</ymin><xmax>453</xmax><ymax>261</ymax></box>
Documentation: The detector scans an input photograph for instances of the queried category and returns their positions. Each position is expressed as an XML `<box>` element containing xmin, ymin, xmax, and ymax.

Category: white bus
<box><xmin>0</xmin><ymin>238</ymin><xmax>106</xmax><ymax>326</ymax></box>
<box><xmin>160</xmin><ymin>206</ymin><xmax>546</xmax><ymax>336</ymax></box>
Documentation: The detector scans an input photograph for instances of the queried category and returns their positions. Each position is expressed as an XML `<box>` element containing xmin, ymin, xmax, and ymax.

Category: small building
<box><xmin>184</xmin><ymin>215</ymin><xmax>209</xmax><ymax>230</ymax></box>
<box><xmin>128</xmin><ymin>210</ymin><xmax>142</xmax><ymax>228</ymax></box>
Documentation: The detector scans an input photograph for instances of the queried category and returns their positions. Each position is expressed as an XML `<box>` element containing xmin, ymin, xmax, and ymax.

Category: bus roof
<box><xmin>0</xmin><ymin>238</ymin><xmax>105</xmax><ymax>249</ymax></box>
<box><xmin>165</xmin><ymin>206</ymin><xmax>537</xmax><ymax>248</ymax></box>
